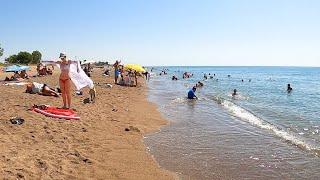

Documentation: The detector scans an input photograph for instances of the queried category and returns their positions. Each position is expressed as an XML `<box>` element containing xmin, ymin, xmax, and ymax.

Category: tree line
<box><xmin>0</xmin><ymin>43</ymin><xmax>42</xmax><ymax>64</ymax></box>
<box><xmin>0</xmin><ymin>43</ymin><xmax>3</xmax><ymax>58</ymax></box>
<box><xmin>0</xmin><ymin>44</ymin><xmax>42</xmax><ymax>64</ymax></box>
<box><xmin>5</xmin><ymin>50</ymin><xmax>42</xmax><ymax>64</ymax></box>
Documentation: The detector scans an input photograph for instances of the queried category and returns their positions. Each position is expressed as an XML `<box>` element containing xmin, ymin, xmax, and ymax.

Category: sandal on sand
<box><xmin>10</xmin><ymin>117</ymin><xmax>25</xmax><ymax>125</ymax></box>
<box><xmin>33</xmin><ymin>104</ymin><xmax>48</xmax><ymax>110</ymax></box>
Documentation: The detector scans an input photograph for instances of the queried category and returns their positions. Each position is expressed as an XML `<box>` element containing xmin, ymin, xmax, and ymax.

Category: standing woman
<box><xmin>57</xmin><ymin>53</ymin><xmax>71</xmax><ymax>109</ymax></box>
<box><xmin>57</xmin><ymin>53</ymin><xmax>80</xmax><ymax>109</ymax></box>
<box><xmin>43</xmin><ymin>53</ymin><xmax>79</xmax><ymax>109</ymax></box>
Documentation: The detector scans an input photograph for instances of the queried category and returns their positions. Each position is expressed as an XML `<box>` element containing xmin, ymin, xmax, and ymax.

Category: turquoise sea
<box><xmin>144</xmin><ymin>66</ymin><xmax>320</xmax><ymax>179</ymax></box>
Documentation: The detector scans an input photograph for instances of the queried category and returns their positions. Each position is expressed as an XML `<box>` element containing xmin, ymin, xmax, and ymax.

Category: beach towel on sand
<box><xmin>33</xmin><ymin>105</ymin><xmax>80</xmax><ymax>120</ymax></box>
<box><xmin>68</xmin><ymin>61</ymin><xmax>94</xmax><ymax>90</ymax></box>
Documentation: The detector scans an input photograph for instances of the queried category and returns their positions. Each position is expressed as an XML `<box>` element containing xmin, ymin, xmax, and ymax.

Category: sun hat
<box><xmin>59</xmin><ymin>53</ymin><xmax>66</xmax><ymax>58</ymax></box>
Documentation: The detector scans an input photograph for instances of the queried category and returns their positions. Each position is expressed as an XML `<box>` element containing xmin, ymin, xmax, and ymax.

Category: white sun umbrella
<box><xmin>82</xmin><ymin>60</ymin><xmax>95</xmax><ymax>65</ymax></box>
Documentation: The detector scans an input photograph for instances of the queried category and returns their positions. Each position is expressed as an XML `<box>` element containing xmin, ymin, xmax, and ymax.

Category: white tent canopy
<box><xmin>82</xmin><ymin>60</ymin><xmax>95</xmax><ymax>65</ymax></box>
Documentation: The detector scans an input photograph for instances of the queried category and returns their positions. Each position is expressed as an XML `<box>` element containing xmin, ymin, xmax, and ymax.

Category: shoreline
<box><xmin>142</xmin><ymin>66</ymin><xmax>320</xmax><ymax>179</ymax></box>
<box><xmin>0</xmin><ymin>67</ymin><xmax>177</xmax><ymax>179</ymax></box>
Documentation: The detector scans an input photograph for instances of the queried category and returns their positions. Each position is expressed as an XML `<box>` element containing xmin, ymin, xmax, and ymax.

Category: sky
<box><xmin>1</xmin><ymin>0</ymin><xmax>320</xmax><ymax>66</ymax></box>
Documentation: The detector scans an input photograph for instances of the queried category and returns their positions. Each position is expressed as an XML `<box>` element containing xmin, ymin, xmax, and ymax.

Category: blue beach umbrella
<box><xmin>4</xmin><ymin>65</ymin><xmax>30</xmax><ymax>72</ymax></box>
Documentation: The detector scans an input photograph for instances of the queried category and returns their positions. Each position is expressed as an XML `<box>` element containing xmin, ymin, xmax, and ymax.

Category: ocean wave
<box><xmin>149</xmin><ymin>72</ymin><xmax>157</xmax><ymax>77</ymax></box>
<box><xmin>227</xmin><ymin>93</ymin><xmax>249</xmax><ymax>100</ymax></box>
<box><xmin>171</xmin><ymin>97</ymin><xmax>188</xmax><ymax>104</ymax></box>
<box><xmin>216</xmin><ymin>98</ymin><xmax>320</xmax><ymax>155</ymax></box>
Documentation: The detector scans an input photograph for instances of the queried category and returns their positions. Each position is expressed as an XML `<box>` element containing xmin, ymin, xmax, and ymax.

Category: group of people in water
<box><xmin>166</xmin><ymin>69</ymin><xmax>294</xmax><ymax>100</ymax></box>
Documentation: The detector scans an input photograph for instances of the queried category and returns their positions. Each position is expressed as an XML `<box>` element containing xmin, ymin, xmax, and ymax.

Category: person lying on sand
<box><xmin>25</xmin><ymin>82</ymin><xmax>59</xmax><ymax>97</ymax></box>
<box><xmin>104</xmin><ymin>68</ymin><xmax>110</xmax><ymax>76</ymax></box>
<box><xmin>5</xmin><ymin>71</ymin><xmax>22</xmax><ymax>81</ymax></box>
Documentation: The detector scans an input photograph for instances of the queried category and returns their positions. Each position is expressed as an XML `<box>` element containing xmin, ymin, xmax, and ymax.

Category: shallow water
<box><xmin>144</xmin><ymin>66</ymin><xmax>320</xmax><ymax>179</ymax></box>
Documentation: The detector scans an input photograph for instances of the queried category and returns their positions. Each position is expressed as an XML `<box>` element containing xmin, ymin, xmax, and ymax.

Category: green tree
<box><xmin>5</xmin><ymin>54</ymin><xmax>18</xmax><ymax>63</ymax></box>
<box><xmin>31</xmin><ymin>50</ymin><xmax>42</xmax><ymax>64</ymax></box>
<box><xmin>16</xmin><ymin>51</ymin><xmax>33</xmax><ymax>64</ymax></box>
<box><xmin>0</xmin><ymin>44</ymin><xmax>3</xmax><ymax>57</ymax></box>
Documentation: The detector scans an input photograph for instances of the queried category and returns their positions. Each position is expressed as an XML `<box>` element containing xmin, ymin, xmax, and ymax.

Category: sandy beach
<box><xmin>0</xmin><ymin>67</ymin><xmax>176</xmax><ymax>179</ymax></box>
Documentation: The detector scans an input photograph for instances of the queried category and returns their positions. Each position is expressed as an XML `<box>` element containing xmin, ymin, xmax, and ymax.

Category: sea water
<box><xmin>144</xmin><ymin>66</ymin><xmax>320</xmax><ymax>179</ymax></box>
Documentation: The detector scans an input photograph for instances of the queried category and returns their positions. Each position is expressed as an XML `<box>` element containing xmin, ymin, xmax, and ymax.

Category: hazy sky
<box><xmin>1</xmin><ymin>0</ymin><xmax>319</xmax><ymax>66</ymax></box>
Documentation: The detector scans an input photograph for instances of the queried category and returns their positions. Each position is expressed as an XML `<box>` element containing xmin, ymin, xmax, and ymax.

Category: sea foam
<box><xmin>218</xmin><ymin>99</ymin><xmax>320</xmax><ymax>155</ymax></box>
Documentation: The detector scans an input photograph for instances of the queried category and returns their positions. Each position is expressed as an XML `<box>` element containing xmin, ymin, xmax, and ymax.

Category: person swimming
<box><xmin>196</xmin><ymin>81</ymin><xmax>204</xmax><ymax>87</ymax></box>
<box><xmin>172</xmin><ymin>75</ymin><xmax>178</xmax><ymax>81</ymax></box>
<box><xmin>188</xmin><ymin>86</ymin><xmax>198</xmax><ymax>99</ymax></box>
<box><xmin>287</xmin><ymin>84</ymin><xmax>293</xmax><ymax>93</ymax></box>
<box><xmin>232</xmin><ymin>89</ymin><xmax>237</xmax><ymax>97</ymax></box>
<box><xmin>204</xmin><ymin>73</ymin><xmax>208</xmax><ymax>80</ymax></box>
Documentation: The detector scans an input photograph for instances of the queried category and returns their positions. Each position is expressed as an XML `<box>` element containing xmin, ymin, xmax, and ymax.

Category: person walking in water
<box><xmin>287</xmin><ymin>84</ymin><xmax>293</xmax><ymax>93</ymax></box>
<box><xmin>188</xmin><ymin>86</ymin><xmax>198</xmax><ymax>99</ymax></box>
<box><xmin>232</xmin><ymin>89</ymin><xmax>237</xmax><ymax>97</ymax></box>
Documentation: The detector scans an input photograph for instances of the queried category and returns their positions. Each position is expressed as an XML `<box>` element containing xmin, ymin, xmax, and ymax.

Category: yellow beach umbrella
<box><xmin>124</xmin><ymin>64</ymin><xmax>146</xmax><ymax>72</ymax></box>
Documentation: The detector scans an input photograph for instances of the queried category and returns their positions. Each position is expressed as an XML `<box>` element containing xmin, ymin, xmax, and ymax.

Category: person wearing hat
<box><xmin>188</xmin><ymin>86</ymin><xmax>198</xmax><ymax>99</ymax></box>
<box><xmin>57</xmin><ymin>53</ymin><xmax>80</xmax><ymax>109</ymax></box>
<box><xmin>42</xmin><ymin>53</ymin><xmax>79</xmax><ymax>109</ymax></box>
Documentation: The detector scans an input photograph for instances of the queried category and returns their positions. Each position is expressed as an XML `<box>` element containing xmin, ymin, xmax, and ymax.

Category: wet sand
<box><xmin>0</xmin><ymin>67</ymin><xmax>176</xmax><ymax>179</ymax></box>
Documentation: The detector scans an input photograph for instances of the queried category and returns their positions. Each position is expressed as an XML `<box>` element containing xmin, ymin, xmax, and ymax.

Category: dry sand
<box><xmin>0</xmin><ymin>67</ymin><xmax>177</xmax><ymax>179</ymax></box>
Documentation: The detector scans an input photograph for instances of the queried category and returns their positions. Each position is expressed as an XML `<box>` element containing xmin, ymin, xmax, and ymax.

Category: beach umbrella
<box><xmin>124</xmin><ymin>64</ymin><xmax>146</xmax><ymax>73</ymax></box>
<box><xmin>82</xmin><ymin>60</ymin><xmax>95</xmax><ymax>65</ymax></box>
<box><xmin>4</xmin><ymin>65</ymin><xmax>30</xmax><ymax>72</ymax></box>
